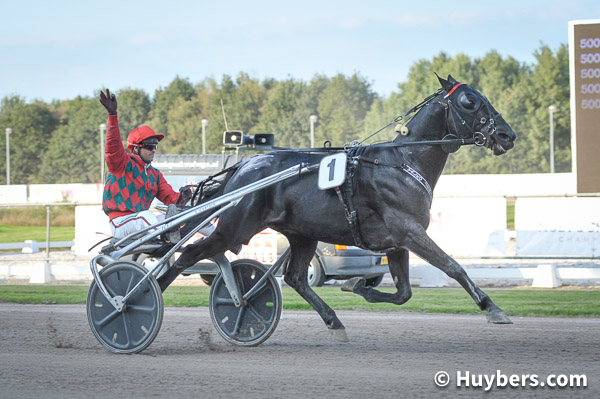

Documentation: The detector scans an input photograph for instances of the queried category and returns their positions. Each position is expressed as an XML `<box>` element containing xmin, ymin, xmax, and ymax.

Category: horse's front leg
<box><xmin>283</xmin><ymin>237</ymin><xmax>348</xmax><ymax>342</ymax></box>
<box><xmin>406</xmin><ymin>228</ymin><xmax>512</xmax><ymax>324</ymax></box>
<box><xmin>341</xmin><ymin>249</ymin><xmax>412</xmax><ymax>305</ymax></box>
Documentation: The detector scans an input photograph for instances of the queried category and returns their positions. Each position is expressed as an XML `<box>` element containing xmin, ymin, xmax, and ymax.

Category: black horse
<box><xmin>158</xmin><ymin>75</ymin><xmax>517</xmax><ymax>339</ymax></box>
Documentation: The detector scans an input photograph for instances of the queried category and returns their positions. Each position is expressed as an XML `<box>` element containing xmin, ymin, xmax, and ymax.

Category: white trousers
<box><xmin>110</xmin><ymin>210</ymin><xmax>215</xmax><ymax>239</ymax></box>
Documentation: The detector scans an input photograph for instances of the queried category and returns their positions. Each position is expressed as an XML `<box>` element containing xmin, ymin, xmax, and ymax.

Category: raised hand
<box><xmin>99</xmin><ymin>89</ymin><xmax>118</xmax><ymax>115</ymax></box>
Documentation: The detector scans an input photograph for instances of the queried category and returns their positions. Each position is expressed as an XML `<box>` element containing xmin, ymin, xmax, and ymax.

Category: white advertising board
<box><xmin>516</xmin><ymin>197</ymin><xmax>600</xmax><ymax>256</ymax></box>
<box><xmin>28</xmin><ymin>184</ymin><xmax>104</xmax><ymax>204</ymax></box>
<box><xmin>427</xmin><ymin>197</ymin><xmax>507</xmax><ymax>256</ymax></box>
<box><xmin>225</xmin><ymin>228</ymin><xmax>278</xmax><ymax>265</ymax></box>
<box><xmin>0</xmin><ymin>185</ymin><xmax>27</xmax><ymax>204</ymax></box>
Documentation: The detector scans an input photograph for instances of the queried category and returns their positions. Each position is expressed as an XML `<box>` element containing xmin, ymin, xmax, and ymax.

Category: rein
<box><xmin>272</xmin><ymin>86</ymin><xmax>490</xmax><ymax>154</ymax></box>
<box><xmin>272</xmin><ymin>135</ymin><xmax>478</xmax><ymax>153</ymax></box>
<box><xmin>355</xmin><ymin>88</ymin><xmax>445</xmax><ymax>146</ymax></box>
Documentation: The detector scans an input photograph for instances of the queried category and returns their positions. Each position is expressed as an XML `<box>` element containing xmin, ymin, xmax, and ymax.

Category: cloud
<box><xmin>391</xmin><ymin>13</ymin><xmax>437</xmax><ymax>27</ymax></box>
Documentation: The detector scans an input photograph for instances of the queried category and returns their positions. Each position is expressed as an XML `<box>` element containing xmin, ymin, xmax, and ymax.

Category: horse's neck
<box><xmin>407</xmin><ymin>147</ymin><xmax>448</xmax><ymax>191</ymax></box>
<box><xmin>393</xmin><ymin>101</ymin><xmax>449</xmax><ymax>190</ymax></box>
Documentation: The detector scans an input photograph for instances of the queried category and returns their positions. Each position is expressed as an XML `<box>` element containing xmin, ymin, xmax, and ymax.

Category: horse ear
<box><xmin>436</xmin><ymin>73</ymin><xmax>453</xmax><ymax>92</ymax></box>
<box><xmin>447</xmin><ymin>75</ymin><xmax>460</xmax><ymax>85</ymax></box>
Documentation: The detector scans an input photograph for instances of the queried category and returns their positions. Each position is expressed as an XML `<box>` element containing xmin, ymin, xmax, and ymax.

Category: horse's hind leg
<box><xmin>156</xmin><ymin>230</ymin><xmax>233</xmax><ymax>291</ymax></box>
<box><xmin>341</xmin><ymin>249</ymin><xmax>412</xmax><ymax>305</ymax></box>
<box><xmin>406</xmin><ymin>229</ymin><xmax>512</xmax><ymax>324</ymax></box>
<box><xmin>283</xmin><ymin>236</ymin><xmax>348</xmax><ymax>342</ymax></box>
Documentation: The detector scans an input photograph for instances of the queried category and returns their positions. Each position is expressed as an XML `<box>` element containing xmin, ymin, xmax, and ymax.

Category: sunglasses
<box><xmin>139</xmin><ymin>143</ymin><xmax>157</xmax><ymax>151</ymax></box>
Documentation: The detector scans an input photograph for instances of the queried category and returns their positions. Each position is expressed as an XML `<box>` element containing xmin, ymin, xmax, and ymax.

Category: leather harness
<box><xmin>334</xmin><ymin>147</ymin><xmax>365</xmax><ymax>248</ymax></box>
<box><xmin>333</xmin><ymin>146</ymin><xmax>433</xmax><ymax>249</ymax></box>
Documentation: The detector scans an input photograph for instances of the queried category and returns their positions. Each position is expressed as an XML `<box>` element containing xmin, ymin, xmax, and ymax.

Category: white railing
<box><xmin>0</xmin><ymin>240</ymin><xmax>74</xmax><ymax>252</ymax></box>
<box><xmin>1</xmin><ymin>187</ymin><xmax>600</xmax><ymax>287</ymax></box>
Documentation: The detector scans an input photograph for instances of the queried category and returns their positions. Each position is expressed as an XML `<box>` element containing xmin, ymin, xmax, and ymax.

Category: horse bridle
<box><xmin>438</xmin><ymin>82</ymin><xmax>503</xmax><ymax>151</ymax></box>
<box><xmin>269</xmin><ymin>82</ymin><xmax>503</xmax><ymax>154</ymax></box>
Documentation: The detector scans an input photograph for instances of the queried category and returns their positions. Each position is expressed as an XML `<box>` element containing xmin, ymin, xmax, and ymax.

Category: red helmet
<box><xmin>126</xmin><ymin>126</ymin><xmax>164</xmax><ymax>152</ymax></box>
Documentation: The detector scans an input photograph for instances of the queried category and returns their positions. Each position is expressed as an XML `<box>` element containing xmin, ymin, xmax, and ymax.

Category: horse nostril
<box><xmin>497</xmin><ymin>132</ymin><xmax>514</xmax><ymax>142</ymax></box>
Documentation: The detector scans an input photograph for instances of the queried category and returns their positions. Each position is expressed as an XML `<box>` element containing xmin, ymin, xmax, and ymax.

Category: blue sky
<box><xmin>1</xmin><ymin>0</ymin><xmax>599</xmax><ymax>103</ymax></box>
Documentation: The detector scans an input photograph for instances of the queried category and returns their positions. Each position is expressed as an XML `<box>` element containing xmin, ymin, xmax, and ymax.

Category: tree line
<box><xmin>0</xmin><ymin>44</ymin><xmax>570</xmax><ymax>184</ymax></box>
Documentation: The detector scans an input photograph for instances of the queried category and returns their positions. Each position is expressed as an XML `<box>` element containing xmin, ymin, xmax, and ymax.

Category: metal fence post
<box><xmin>45</xmin><ymin>205</ymin><xmax>51</xmax><ymax>262</ymax></box>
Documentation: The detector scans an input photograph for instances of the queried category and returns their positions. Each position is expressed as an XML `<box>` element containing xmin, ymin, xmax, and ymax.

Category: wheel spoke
<box><xmin>213</xmin><ymin>297</ymin><xmax>236</xmax><ymax>306</ymax></box>
<box><xmin>244</xmin><ymin>281</ymin><xmax>268</xmax><ymax>302</ymax></box>
<box><xmin>246</xmin><ymin>302</ymin><xmax>268</xmax><ymax>325</ymax></box>
<box><xmin>127</xmin><ymin>304</ymin><xmax>156</xmax><ymax>313</ymax></box>
<box><xmin>104</xmin><ymin>279</ymin><xmax>119</xmax><ymax>298</ymax></box>
<box><xmin>232</xmin><ymin>306</ymin><xmax>247</xmax><ymax>336</ymax></box>
<box><xmin>122</xmin><ymin>310</ymin><xmax>133</xmax><ymax>345</ymax></box>
<box><xmin>96</xmin><ymin>308</ymin><xmax>121</xmax><ymax>328</ymax></box>
<box><xmin>126</xmin><ymin>270</ymin><xmax>137</xmax><ymax>292</ymax></box>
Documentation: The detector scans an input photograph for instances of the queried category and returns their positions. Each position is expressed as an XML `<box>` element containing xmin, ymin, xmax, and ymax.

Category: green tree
<box><xmin>199</xmin><ymin>73</ymin><xmax>268</xmax><ymax>154</ymax></box>
<box><xmin>116</xmin><ymin>88</ymin><xmax>152</xmax><ymax>138</ymax></box>
<box><xmin>316</xmin><ymin>73</ymin><xmax>376</xmax><ymax>146</ymax></box>
<box><xmin>0</xmin><ymin>96</ymin><xmax>59</xmax><ymax>184</ymax></box>
<box><xmin>223</xmin><ymin>73</ymin><xmax>267</xmax><ymax>134</ymax></box>
<box><xmin>443</xmin><ymin>51</ymin><xmax>529</xmax><ymax>174</ymax></box>
<box><xmin>0</xmin><ymin>45</ymin><xmax>574</xmax><ymax>183</ymax></box>
<box><xmin>363</xmin><ymin>50</ymin><xmax>546</xmax><ymax>174</ymax></box>
<box><xmin>363</xmin><ymin>52</ymin><xmax>478</xmax><ymax>145</ymax></box>
<box><xmin>39</xmin><ymin>96</ymin><xmax>105</xmax><ymax>183</ymax></box>
<box><xmin>522</xmin><ymin>43</ymin><xmax>571</xmax><ymax>173</ymax></box>
<box><xmin>148</xmin><ymin>76</ymin><xmax>196</xmax><ymax>151</ymax></box>
<box><xmin>165</xmin><ymin>96</ymin><xmax>207</xmax><ymax>154</ymax></box>
<box><xmin>256</xmin><ymin>78</ymin><xmax>310</xmax><ymax>148</ymax></box>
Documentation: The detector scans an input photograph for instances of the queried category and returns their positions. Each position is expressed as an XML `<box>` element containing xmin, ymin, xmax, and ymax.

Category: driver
<box><xmin>99</xmin><ymin>88</ymin><xmax>213</xmax><ymax>241</ymax></box>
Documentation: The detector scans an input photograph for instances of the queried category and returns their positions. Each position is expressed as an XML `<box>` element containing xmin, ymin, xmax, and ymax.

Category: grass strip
<box><xmin>0</xmin><ymin>285</ymin><xmax>598</xmax><ymax>318</ymax></box>
<box><xmin>0</xmin><ymin>225</ymin><xmax>75</xmax><ymax>243</ymax></box>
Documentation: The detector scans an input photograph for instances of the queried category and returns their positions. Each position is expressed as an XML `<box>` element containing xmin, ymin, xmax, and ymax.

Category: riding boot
<box><xmin>164</xmin><ymin>204</ymin><xmax>181</xmax><ymax>243</ymax></box>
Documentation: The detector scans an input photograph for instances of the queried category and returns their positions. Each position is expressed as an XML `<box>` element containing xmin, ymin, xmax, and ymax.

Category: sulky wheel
<box><xmin>87</xmin><ymin>261</ymin><xmax>164</xmax><ymax>354</ymax></box>
<box><xmin>209</xmin><ymin>259</ymin><xmax>282</xmax><ymax>346</ymax></box>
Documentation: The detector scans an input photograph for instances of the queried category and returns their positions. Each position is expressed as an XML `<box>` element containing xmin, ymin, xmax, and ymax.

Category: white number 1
<box><xmin>318</xmin><ymin>153</ymin><xmax>346</xmax><ymax>190</ymax></box>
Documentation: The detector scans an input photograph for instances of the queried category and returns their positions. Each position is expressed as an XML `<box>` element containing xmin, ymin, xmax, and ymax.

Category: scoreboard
<box><xmin>570</xmin><ymin>20</ymin><xmax>600</xmax><ymax>193</ymax></box>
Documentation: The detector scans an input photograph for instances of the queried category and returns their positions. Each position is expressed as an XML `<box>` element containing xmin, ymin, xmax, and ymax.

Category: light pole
<box><xmin>201</xmin><ymin>119</ymin><xmax>209</xmax><ymax>154</ymax></box>
<box><xmin>309</xmin><ymin>115</ymin><xmax>318</xmax><ymax>148</ymax></box>
<box><xmin>5</xmin><ymin>127</ymin><xmax>12</xmax><ymax>185</ymax></box>
<box><xmin>548</xmin><ymin>105</ymin><xmax>557</xmax><ymax>173</ymax></box>
<box><xmin>99</xmin><ymin>123</ymin><xmax>107</xmax><ymax>183</ymax></box>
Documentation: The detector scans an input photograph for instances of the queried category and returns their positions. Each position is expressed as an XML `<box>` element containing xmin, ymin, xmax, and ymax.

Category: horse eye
<box><xmin>459</xmin><ymin>93</ymin><xmax>477</xmax><ymax>109</ymax></box>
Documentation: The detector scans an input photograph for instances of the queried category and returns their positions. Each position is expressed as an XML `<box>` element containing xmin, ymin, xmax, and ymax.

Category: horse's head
<box><xmin>437</xmin><ymin>75</ymin><xmax>516</xmax><ymax>155</ymax></box>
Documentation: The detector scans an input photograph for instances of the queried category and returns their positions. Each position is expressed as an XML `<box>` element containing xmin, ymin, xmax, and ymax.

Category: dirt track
<box><xmin>0</xmin><ymin>303</ymin><xmax>597</xmax><ymax>398</ymax></box>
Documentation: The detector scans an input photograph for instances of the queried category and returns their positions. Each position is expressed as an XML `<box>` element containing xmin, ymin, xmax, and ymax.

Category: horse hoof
<box><xmin>329</xmin><ymin>328</ymin><xmax>349</xmax><ymax>342</ymax></box>
<box><xmin>341</xmin><ymin>277</ymin><xmax>364</xmax><ymax>293</ymax></box>
<box><xmin>486</xmin><ymin>310</ymin><xmax>513</xmax><ymax>324</ymax></box>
